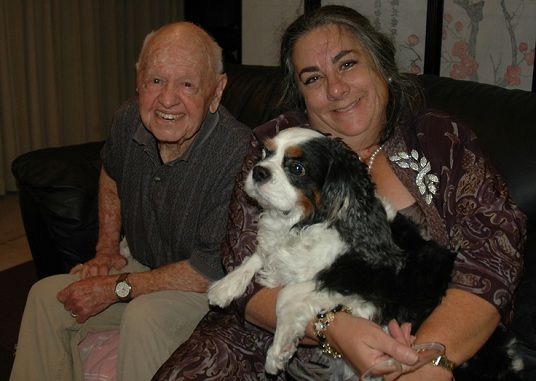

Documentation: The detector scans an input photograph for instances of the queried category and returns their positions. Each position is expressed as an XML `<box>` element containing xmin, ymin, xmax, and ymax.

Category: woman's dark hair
<box><xmin>280</xmin><ymin>5</ymin><xmax>423</xmax><ymax>142</ymax></box>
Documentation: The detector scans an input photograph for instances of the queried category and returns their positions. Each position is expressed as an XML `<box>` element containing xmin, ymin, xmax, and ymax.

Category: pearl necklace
<box><xmin>362</xmin><ymin>145</ymin><xmax>383</xmax><ymax>174</ymax></box>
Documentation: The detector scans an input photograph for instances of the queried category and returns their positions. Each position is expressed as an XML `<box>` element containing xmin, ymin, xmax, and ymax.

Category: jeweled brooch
<box><xmin>389</xmin><ymin>150</ymin><xmax>439</xmax><ymax>204</ymax></box>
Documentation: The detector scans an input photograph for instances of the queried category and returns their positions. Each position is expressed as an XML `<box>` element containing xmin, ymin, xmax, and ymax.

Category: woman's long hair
<box><xmin>279</xmin><ymin>5</ymin><xmax>423</xmax><ymax>142</ymax></box>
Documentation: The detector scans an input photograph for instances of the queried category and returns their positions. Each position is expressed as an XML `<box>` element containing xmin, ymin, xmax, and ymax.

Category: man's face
<box><xmin>137</xmin><ymin>27</ymin><xmax>226</xmax><ymax>145</ymax></box>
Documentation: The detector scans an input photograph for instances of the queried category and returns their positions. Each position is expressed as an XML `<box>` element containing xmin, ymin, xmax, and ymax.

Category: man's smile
<box><xmin>156</xmin><ymin>110</ymin><xmax>180</xmax><ymax>120</ymax></box>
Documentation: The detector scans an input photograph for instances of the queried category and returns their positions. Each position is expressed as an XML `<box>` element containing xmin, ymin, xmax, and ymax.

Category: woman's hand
<box><xmin>70</xmin><ymin>252</ymin><xmax>127</xmax><ymax>279</ymax></box>
<box><xmin>387</xmin><ymin>319</ymin><xmax>415</xmax><ymax>347</ymax></box>
<box><xmin>324</xmin><ymin>313</ymin><xmax>418</xmax><ymax>374</ymax></box>
<box><xmin>57</xmin><ymin>275</ymin><xmax>118</xmax><ymax>323</ymax></box>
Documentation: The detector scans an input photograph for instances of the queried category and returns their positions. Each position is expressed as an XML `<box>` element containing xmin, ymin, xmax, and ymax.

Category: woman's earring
<box><xmin>387</xmin><ymin>77</ymin><xmax>393</xmax><ymax>83</ymax></box>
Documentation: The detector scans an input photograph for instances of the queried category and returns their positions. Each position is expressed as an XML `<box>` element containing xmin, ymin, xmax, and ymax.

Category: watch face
<box><xmin>115</xmin><ymin>281</ymin><xmax>131</xmax><ymax>298</ymax></box>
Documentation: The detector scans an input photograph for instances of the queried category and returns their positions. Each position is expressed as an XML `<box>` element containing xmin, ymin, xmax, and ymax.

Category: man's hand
<box><xmin>70</xmin><ymin>252</ymin><xmax>127</xmax><ymax>279</ymax></box>
<box><xmin>57</xmin><ymin>275</ymin><xmax>118</xmax><ymax>323</ymax></box>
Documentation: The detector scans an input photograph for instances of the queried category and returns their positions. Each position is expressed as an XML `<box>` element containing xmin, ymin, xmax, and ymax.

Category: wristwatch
<box><xmin>114</xmin><ymin>272</ymin><xmax>132</xmax><ymax>302</ymax></box>
<box><xmin>432</xmin><ymin>354</ymin><xmax>456</xmax><ymax>371</ymax></box>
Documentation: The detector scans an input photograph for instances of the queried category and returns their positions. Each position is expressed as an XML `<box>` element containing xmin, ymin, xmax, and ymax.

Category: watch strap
<box><xmin>431</xmin><ymin>354</ymin><xmax>456</xmax><ymax>371</ymax></box>
<box><xmin>116</xmin><ymin>272</ymin><xmax>130</xmax><ymax>283</ymax></box>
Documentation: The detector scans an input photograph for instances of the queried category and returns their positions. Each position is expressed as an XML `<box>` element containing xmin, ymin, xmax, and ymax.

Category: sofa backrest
<box><xmin>418</xmin><ymin>74</ymin><xmax>536</xmax><ymax>224</ymax></box>
<box><xmin>223</xmin><ymin>64</ymin><xmax>283</xmax><ymax>128</ymax></box>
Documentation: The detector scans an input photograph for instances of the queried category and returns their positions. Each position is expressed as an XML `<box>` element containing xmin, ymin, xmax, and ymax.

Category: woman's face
<box><xmin>292</xmin><ymin>24</ymin><xmax>389</xmax><ymax>148</ymax></box>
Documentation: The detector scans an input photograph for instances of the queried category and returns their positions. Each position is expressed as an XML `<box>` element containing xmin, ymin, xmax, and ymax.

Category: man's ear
<box><xmin>209</xmin><ymin>73</ymin><xmax>228</xmax><ymax>113</ymax></box>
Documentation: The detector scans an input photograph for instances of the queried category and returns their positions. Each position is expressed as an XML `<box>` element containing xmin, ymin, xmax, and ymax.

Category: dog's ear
<box><xmin>319</xmin><ymin>138</ymin><xmax>394</xmax><ymax>247</ymax></box>
<box><xmin>320</xmin><ymin>138</ymin><xmax>375</xmax><ymax>219</ymax></box>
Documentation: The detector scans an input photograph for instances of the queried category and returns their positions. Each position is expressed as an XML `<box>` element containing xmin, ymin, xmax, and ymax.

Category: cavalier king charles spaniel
<box><xmin>208</xmin><ymin>127</ymin><xmax>522</xmax><ymax>380</ymax></box>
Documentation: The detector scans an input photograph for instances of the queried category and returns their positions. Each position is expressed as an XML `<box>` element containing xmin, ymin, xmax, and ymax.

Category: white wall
<box><xmin>242</xmin><ymin>0</ymin><xmax>303</xmax><ymax>66</ymax></box>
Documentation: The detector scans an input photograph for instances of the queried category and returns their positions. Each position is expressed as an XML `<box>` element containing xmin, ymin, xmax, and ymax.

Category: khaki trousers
<box><xmin>10</xmin><ymin>259</ymin><xmax>209</xmax><ymax>381</ymax></box>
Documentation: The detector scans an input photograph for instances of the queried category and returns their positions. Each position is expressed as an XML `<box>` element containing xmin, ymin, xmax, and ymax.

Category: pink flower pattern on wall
<box><xmin>401</xmin><ymin>33</ymin><xmax>423</xmax><ymax>74</ymax></box>
<box><xmin>325</xmin><ymin>0</ymin><xmax>427</xmax><ymax>75</ymax></box>
<box><xmin>325</xmin><ymin>1</ymin><xmax>534</xmax><ymax>89</ymax></box>
<box><xmin>370</xmin><ymin>0</ymin><xmax>426</xmax><ymax>74</ymax></box>
<box><xmin>441</xmin><ymin>0</ymin><xmax>535</xmax><ymax>90</ymax></box>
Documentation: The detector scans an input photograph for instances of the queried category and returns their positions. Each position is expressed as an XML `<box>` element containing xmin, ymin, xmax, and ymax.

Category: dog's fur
<box><xmin>208</xmin><ymin>127</ymin><xmax>522</xmax><ymax>380</ymax></box>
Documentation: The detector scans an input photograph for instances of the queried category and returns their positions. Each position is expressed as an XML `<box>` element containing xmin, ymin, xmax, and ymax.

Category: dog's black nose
<box><xmin>252</xmin><ymin>165</ymin><xmax>271</xmax><ymax>183</ymax></box>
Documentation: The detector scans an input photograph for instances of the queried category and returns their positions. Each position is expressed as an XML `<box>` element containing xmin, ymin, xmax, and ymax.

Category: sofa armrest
<box><xmin>11</xmin><ymin>142</ymin><xmax>104</xmax><ymax>278</ymax></box>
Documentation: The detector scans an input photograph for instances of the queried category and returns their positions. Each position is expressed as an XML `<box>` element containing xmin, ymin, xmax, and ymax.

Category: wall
<box><xmin>240</xmin><ymin>1</ymin><xmax>535</xmax><ymax>91</ymax></box>
<box><xmin>441</xmin><ymin>0</ymin><xmax>535</xmax><ymax>91</ymax></box>
<box><xmin>242</xmin><ymin>0</ymin><xmax>304</xmax><ymax>66</ymax></box>
<box><xmin>241</xmin><ymin>0</ymin><xmax>428</xmax><ymax>72</ymax></box>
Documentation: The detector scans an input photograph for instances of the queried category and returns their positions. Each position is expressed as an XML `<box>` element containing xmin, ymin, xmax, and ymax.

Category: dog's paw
<box><xmin>208</xmin><ymin>257</ymin><xmax>260</xmax><ymax>308</ymax></box>
<box><xmin>265</xmin><ymin>343</ymin><xmax>297</xmax><ymax>375</ymax></box>
<box><xmin>208</xmin><ymin>269</ymin><xmax>253</xmax><ymax>307</ymax></box>
<box><xmin>207</xmin><ymin>279</ymin><xmax>236</xmax><ymax>308</ymax></box>
<box><xmin>265</xmin><ymin>346</ymin><xmax>286</xmax><ymax>375</ymax></box>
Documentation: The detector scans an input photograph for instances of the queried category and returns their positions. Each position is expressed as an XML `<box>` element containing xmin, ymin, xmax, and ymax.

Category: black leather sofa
<box><xmin>11</xmin><ymin>64</ymin><xmax>536</xmax><ymax>377</ymax></box>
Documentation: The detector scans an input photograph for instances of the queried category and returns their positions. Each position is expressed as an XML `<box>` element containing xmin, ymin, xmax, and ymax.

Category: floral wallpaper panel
<box><xmin>322</xmin><ymin>0</ymin><xmax>428</xmax><ymax>74</ymax></box>
<box><xmin>441</xmin><ymin>0</ymin><xmax>536</xmax><ymax>90</ymax></box>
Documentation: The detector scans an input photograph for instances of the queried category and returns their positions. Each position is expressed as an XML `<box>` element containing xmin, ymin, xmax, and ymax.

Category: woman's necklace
<box><xmin>362</xmin><ymin>145</ymin><xmax>383</xmax><ymax>174</ymax></box>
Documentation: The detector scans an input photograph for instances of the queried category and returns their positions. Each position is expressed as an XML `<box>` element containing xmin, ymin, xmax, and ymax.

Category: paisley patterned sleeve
<box><xmin>220</xmin><ymin>134</ymin><xmax>263</xmax><ymax>315</ymax></box>
<box><xmin>418</xmin><ymin>113</ymin><xmax>527</xmax><ymax>321</ymax></box>
<box><xmin>221</xmin><ymin>112</ymin><xmax>309</xmax><ymax>316</ymax></box>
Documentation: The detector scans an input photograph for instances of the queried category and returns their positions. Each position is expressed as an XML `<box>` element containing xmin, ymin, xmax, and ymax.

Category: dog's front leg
<box><xmin>208</xmin><ymin>253</ymin><xmax>263</xmax><ymax>308</ymax></box>
<box><xmin>265</xmin><ymin>282</ymin><xmax>341</xmax><ymax>374</ymax></box>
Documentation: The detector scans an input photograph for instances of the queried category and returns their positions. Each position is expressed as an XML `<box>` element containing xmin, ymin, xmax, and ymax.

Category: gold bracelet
<box><xmin>431</xmin><ymin>354</ymin><xmax>456</xmax><ymax>371</ymax></box>
<box><xmin>313</xmin><ymin>304</ymin><xmax>352</xmax><ymax>358</ymax></box>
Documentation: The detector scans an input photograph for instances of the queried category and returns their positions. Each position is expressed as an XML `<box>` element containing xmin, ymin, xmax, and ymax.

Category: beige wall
<box><xmin>242</xmin><ymin>0</ymin><xmax>303</xmax><ymax>66</ymax></box>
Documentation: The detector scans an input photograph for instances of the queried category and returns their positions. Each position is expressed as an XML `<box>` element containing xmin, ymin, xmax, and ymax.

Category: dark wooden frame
<box><xmin>424</xmin><ymin>0</ymin><xmax>444</xmax><ymax>76</ymax></box>
<box><xmin>533</xmin><ymin>45</ymin><xmax>536</xmax><ymax>92</ymax></box>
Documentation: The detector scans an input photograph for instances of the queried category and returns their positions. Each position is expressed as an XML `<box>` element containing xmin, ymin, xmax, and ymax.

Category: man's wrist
<box><xmin>96</xmin><ymin>245</ymin><xmax>119</xmax><ymax>254</ymax></box>
<box><xmin>95</xmin><ymin>240</ymin><xmax>120</xmax><ymax>257</ymax></box>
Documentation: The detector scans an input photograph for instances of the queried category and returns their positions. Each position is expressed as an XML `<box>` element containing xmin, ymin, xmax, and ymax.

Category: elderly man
<box><xmin>10</xmin><ymin>22</ymin><xmax>252</xmax><ymax>381</ymax></box>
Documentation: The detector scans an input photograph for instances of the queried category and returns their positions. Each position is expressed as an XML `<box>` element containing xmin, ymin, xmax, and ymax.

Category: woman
<box><xmin>154</xmin><ymin>5</ymin><xmax>526</xmax><ymax>381</ymax></box>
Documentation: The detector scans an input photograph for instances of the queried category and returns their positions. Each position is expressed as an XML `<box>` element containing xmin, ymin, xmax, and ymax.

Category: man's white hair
<box><xmin>135</xmin><ymin>22</ymin><xmax>224</xmax><ymax>76</ymax></box>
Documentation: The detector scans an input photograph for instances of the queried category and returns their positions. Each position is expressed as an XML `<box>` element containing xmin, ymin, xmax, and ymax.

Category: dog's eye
<box><xmin>288</xmin><ymin>162</ymin><xmax>305</xmax><ymax>176</ymax></box>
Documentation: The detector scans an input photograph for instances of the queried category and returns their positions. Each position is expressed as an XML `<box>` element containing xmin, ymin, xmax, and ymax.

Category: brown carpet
<box><xmin>0</xmin><ymin>261</ymin><xmax>37</xmax><ymax>380</ymax></box>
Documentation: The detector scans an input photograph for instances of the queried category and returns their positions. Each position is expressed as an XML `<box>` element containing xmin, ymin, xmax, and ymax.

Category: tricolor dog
<box><xmin>208</xmin><ymin>127</ymin><xmax>521</xmax><ymax>380</ymax></box>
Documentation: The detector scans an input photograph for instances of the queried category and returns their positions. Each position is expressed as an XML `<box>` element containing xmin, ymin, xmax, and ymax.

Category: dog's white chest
<box><xmin>255</xmin><ymin>219</ymin><xmax>348</xmax><ymax>287</ymax></box>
